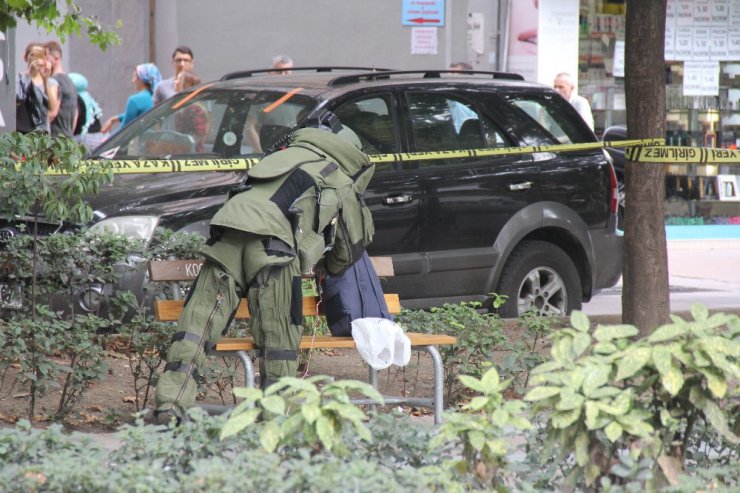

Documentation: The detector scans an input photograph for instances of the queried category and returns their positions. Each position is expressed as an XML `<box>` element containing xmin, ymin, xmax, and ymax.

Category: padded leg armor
<box><xmin>154</xmin><ymin>259</ymin><xmax>241</xmax><ymax>417</ymax></box>
<box><xmin>155</xmin><ymin>229</ymin><xmax>303</xmax><ymax>417</ymax></box>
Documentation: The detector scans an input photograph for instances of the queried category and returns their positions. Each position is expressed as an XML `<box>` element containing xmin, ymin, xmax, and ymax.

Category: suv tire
<box><xmin>496</xmin><ymin>241</ymin><xmax>583</xmax><ymax>318</ymax></box>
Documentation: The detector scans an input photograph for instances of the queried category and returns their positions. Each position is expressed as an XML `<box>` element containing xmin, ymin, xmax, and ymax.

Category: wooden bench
<box><xmin>148</xmin><ymin>257</ymin><xmax>457</xmax><ymax>424</ymax></box>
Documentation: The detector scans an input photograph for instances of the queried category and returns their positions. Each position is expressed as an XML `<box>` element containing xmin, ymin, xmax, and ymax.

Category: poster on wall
<box><xmin>537</xmin><ymin>0</ymin><xmax>580</xmax><ymax>87</ymax></box>
<box><xmin>505</xmin><ymin>0</ymin><xmax>539</xmax><ymax>81</ymax></box>
<box><xmin>666</xmin><ymin>0</ymin><xmax>740</xmax><ymax>61</ymax></box>
<box><xmin>506</xmin><ymin>0</ymin><xmax>579</xmax><ymax>85</ymax></box>
<box><xmin>683</xmin><ymin>61</ymin><xmax>720</xmax><ymax>96</ymax></box>
<box><xmin>467</xmin><ymin>12</ymin><xmax>484</xmax><ymax>55</ymax></box>
<box><xmin>411</xmin><ymin>27</ymin><xmax>438</xmax><ymax>55</ymax></box>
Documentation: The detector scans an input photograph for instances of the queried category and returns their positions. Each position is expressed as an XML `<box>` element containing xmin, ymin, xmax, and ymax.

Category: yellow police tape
<box><xmin>36</xmin><ymin>137</ymin><xmax>740</xmax><ymax>174</ymax></box>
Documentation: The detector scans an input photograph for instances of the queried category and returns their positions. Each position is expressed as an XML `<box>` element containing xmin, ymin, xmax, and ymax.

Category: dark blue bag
<box><xmin>321</xmin><ymin>251</ymin><xmax>392</xmax><ymax>337</ymax></box>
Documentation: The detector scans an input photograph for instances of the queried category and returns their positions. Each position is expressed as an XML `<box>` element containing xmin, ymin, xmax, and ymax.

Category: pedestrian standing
<box><xmin>153</xmin><ymin>46</ymin><xmax>194</xmax><ymax>105</ymax></box>
<box><xmin>101</xmin><ymin>63</ymin><xmax>161</xmax><ymax>133</ymax></box>
<box><xmin>45</xmin><ymin>40</ymin><xmax>78</xmax><ymax>138</ymax></box>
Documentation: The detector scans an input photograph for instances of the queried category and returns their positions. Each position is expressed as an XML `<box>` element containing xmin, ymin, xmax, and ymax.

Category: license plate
<box><xmin>0</xmin><ymin>283</ymin><xmax>22</xmax><ymax>310</ymax></box>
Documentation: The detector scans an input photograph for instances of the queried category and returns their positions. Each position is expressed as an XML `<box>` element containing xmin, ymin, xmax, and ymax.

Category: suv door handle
<box><xmin>383</xmin><ymin>195</ymin><xmax>413</xmax><ymax>205</ymax></box>
<box><xmin>508</xmin><ymin>181</ymin><xmax>533</xmax><ymax>191</ymax></box>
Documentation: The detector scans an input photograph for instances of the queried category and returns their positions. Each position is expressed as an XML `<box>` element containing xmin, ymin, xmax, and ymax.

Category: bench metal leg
<box><xmin>369</xmin><ymin>366</ymin><xmax>378</xmax><ymax>414</ymax></box>
<box><xmin>236</xmin><ymin>350</ymin><xmax>255</xmax><ymax>388</ymax></box>
<box><xmin>420</xmin><ymin>345</ymin><xmax>444</xmax><ymax>425</ymax></box>
<box><xmin>223</xmin><ymin>345</ymin><xmax>444</xmax><ymax>424</ymax></box>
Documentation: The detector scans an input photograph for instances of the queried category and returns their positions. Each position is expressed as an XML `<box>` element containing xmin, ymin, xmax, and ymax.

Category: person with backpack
<box><xmin>69</xmin><ymin>72</ymin><xmax>105</xmax><ymax>150</ymax></box>
<box><xmin>154</xmin><ymin>112</ymin><xmax>375</xmax><ymax>425</ymax></box>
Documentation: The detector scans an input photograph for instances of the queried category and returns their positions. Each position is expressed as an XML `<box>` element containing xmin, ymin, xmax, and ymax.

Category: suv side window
<box><xmin>334</xmin><ymin>95</ymin><xmax>397</xmax><ymax>154</ymax></box>
<box><xmin>405</xmin><ymin>92</ymin><xmax>509</xmax><ymax>152</ymax></box>
<box><xmin>507</xmin><ymin>94</ymin><xmax>591</xmax><ymax>144</ymax></box>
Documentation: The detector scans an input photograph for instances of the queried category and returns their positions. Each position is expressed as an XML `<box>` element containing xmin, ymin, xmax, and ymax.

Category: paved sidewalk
<box><xmin>584</xmin><ymin>238</ymin><xmax>740</xmax><ymax>317</ymax></box>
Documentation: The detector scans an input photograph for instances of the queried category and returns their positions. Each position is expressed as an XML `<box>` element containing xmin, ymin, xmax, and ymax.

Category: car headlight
<box><xmin>90</xmin><ymin>216</ymin><xmax>159</xmax><ymax>243</ymax></box>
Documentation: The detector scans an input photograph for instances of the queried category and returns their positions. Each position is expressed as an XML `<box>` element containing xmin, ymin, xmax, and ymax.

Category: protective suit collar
<box><xmin>248</xmin><ymin>128</ymin><xmax>370</xmax><ymax>180</ymax></box>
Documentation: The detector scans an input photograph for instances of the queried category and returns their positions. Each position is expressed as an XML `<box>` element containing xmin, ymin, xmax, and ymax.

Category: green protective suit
<box><xmin>155</xmin><ymin>127</ymin><xmax>374</xmax><ymax>416</ymax></box>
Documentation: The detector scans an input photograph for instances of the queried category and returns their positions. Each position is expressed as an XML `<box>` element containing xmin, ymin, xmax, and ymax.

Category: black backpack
<box><xmin>320</xmin><ymin>251</ymin><xmax>392</xmax><ymax>337</ymax></box>
<box><xmin>74</xmin><ymin>95</ymin><xmax>102</xmax><ymax>135</ymax></box>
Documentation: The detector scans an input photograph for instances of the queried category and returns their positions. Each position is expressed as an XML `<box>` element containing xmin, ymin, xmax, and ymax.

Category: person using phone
<box><xmin>15</xmin><ymin>43</ymin><xmax>59</xmax><ymax>133</ymax></box>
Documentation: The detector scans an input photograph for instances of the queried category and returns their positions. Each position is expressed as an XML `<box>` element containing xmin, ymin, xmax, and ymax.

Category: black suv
<box><xmin>4</xmin><ymin>68</ymin><xmax>623</xmax><ymax>317</ymax></box>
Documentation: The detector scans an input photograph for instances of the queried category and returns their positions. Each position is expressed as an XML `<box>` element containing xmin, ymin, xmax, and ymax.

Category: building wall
<box><xmin>11</xmin><ymin>0</ymin><xmax>504</xmax><ymax>130</ymax></box>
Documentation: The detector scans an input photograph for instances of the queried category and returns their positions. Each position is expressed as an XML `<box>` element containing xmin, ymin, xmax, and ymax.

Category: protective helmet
<box><xmin>301</xmin><ymin>109</ymin><xmax>363</xmax><ymax>150</ymax></box>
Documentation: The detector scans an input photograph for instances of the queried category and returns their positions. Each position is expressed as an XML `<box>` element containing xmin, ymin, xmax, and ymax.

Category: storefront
<box><xmin>577</xmin><ymin>0</ymin><xmax>740</xmax><ymax>224</ymax></box>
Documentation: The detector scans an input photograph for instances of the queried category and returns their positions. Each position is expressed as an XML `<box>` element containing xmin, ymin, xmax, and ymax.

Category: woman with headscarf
<box><xmin>101</xmin><ymin>63</ymin><xmax>161</xmax><ymax>133</ymax></box>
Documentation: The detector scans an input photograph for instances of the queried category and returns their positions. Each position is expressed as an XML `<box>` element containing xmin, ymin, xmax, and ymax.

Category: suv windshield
<box><xmin>91</xmin><ymin>88</ymin><xmax>318</xmax><ymax>159</ymax></box>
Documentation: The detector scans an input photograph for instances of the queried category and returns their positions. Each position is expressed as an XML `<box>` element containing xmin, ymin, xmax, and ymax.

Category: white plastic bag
<box><xmin>351</xmin><ymin>317</ymin><xmax>411</xmax><ymax>370</ymax></box>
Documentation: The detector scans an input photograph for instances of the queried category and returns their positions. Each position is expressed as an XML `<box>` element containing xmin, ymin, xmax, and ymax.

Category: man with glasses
<box><xmin>153</xmin><ymin>46</ymin><xmax>194</xmax><ymax>105</ymax></box>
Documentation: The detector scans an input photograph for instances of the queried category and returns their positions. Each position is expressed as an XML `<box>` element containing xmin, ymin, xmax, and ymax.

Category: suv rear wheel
<box><xmin>496</xmin><ymin>241</ymin><xmax>582</xmax><ymax>318</ymax></box>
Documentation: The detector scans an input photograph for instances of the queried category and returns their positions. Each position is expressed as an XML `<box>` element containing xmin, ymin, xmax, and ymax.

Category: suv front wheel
<box><xmin>496</xmin><ymin>241</ymin><xmax>583</xmax><ymax>318</ymax></box>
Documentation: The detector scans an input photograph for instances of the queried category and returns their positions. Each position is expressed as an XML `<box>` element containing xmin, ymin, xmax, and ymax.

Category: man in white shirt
<box><xmin>553</xmin><ymin>72</ymin><xmax>594</xmax><ymax>131</ymax></box>
<box><xmin>153</xmin><ymin>46</ymin><xmax>194</xmax><ymax>104</ymax></box>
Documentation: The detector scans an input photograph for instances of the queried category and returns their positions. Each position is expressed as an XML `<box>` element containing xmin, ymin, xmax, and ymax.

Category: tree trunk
<box><xmin>622</xmin><ymin>0</ymin><xmax>670</xmax><ymax>334</ymax></box>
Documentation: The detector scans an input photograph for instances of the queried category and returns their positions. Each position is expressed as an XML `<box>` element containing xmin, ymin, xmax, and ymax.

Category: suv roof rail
<box><xmin>327</xmin><ymin>69</ymin><xmax>524</xmax><ymax>86</ymax></box>
<box><xmin>220</xmin><ymin>66</ymin><xmax>393</xmax><ymax>81</ymax></box>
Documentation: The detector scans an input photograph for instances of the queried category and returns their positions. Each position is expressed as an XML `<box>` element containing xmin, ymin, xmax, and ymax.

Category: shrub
<box><xmin>394</xmin><ymin>301</ymin><xmax>507</xmax><ymax>404</ymax></box>
<box><xmin>523</xmin><ymin>306</ymin><xmax>739</xmax><ymax>489</ymax></box>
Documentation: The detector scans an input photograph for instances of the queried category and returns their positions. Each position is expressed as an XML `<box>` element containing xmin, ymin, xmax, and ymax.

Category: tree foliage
<box><xmin>0</xmin><ymin>0</ymin><xmax>120</xmax><ymax>49</ymax></box>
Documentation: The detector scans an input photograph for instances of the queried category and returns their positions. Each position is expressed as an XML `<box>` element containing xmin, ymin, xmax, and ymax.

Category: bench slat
<box><xmin>148</xmin><ymin>256</ymin><xmax>395</xmax><ymax>282</ymax></box>
<box><xmin>215</xmin><ymin>332</ymin><xmax>457</xmax><ymax>351</ymax></box>
<box><xmin>154</xmin><ymin>293</ymin><xmax>402</xmax><ymax>322</ymax></box>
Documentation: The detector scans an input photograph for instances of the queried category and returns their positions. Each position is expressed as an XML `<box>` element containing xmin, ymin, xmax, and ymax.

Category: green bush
<box><xmin>394</xmin><ymin>301</ymin><xmax>507</xmax><ymax>404</ymax></box>
<box><xmin>523</xmin><ymin>306</ymin><xmax>739</xmax><ymax>489</ymax></box>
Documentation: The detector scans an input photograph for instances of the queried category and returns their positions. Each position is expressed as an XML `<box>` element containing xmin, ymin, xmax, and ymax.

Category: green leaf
<box><xmin>587</xmin><ymin>386</ymin><xmax>622</xmax><ymax>399</ymax></box>
<box><xmin>572</xmin><ymin>332</ymin><xmax>592</xmax><ymax>358</ymax></box>
<box><xmin>609</xmin><ymin>391</ymin><xmax>632</xmax><ymax>415</ymax></box>
<box><xmin>699</xmin><ymin>398</ymin><xmax>740</xmax><ymax>444</ymax></box>
<box><xmin>530</xmin><ymin>360</ymin><xmax>564</xmax><ymax>374</ymax></box>
<box><xmin>556</xmin><ymin>388</ymin><xmax>585</xmax><ymax>411</ymax></box>
<box><xmin>552</xmin><ymin>337</ymin><xmax>574</xmax><ymax>364</ymax></box>
<box><xmin>467</xmin><ymin>396</ymin><xmax>490</xmax><ymax>412</ymax></box>
<box><xmin>511</xmin><ymin>416</ymin><xmax>533</xmax><ymax>430</ymax></box>
<box><xmin>593</xmin><ymin>342</ymin><xmax>618</xmax><ymax>354</ymax></box>
<box><xmin>700</xmin><ymin>368</ymin><xmax>728</xmax><ymax>399</ymax></box>
<box><xmin>653</xmin><ymin>346</ymin><xmax>684</xmax><ymax>396</ymax></box>
<box><xmin>491</xmin><ymin>408</ymin><xmax>509</xmax><ymax>428</ymax></box>
<box><xmin>301</xmin><ymin>403</ymin><xmax>322</xmax><ymax>424</ymax></box>
<box><xmin>551</xmin><ymin>408</ymin><xmax>581</xmax><ymax>429</ymax></box>
<box><xmin>259</xmin><ymin>395</ymin><xmax>286</xmax><ymax>416</ymax></box>
<box><xmin>560</xmin><ymin>370</ymin><xmax>585</xmax><ymax>391</ymax></box>
<box><xmin>593</xmin><ymin>324</ymin><xmax>639</xmax><ymax>342</ymax></box>
<box><xmin>617</xmin><ymin>413</ymin><xmax>654</xmax><ymax>438</ymax></box>
<box><xmin>232</xmin><ymin>387</ymin><xmax>263</xmax><ymax>401</ymax></box>
<box><xmin>458</xmin><ymin>374</ymin><xmax>486</xmax><ymax>393</ymax></box>
<box><xmin>469</xmin><ymin>430</ymin><xmax>486</xmax><ymax>451</ymax></box>
<box><xmin>523</xmin><ymin>386</ymin><xmax>561</xmax><ymax>401</ymax></box>
<box><xmin>615</xmin><ymin>346</ymin><xmax>652</xmax><ymax>381</ymax></box>
<box><xmin>325</xmin><ymin>402</ymin><xmax>366</xmax><ymax>422</ymax></box>
<box><xmin>691</xmin><ymin>304</ymin><xmax>709</xmax><ymax>322</ymax></box>
<box><xmin>646</xmin><ymin>323</ymin><xmax>688</xmax><ymax>343</ymax></box>
<box><xmin>354</xmin><ymin>422</ymin><xmax>373</xmax><ymax>442</ymax></box>
<box><xmin>220</xmin><ymin>408</ymin><xmax>261</xmax><ymax>440</ymax></box>
<box><xmin>316</xmin><ymin>415</ymin><xmax>337</xmax><ymax>451</ymax></box>
<box><xmin>604</xmin><ymin>421</ymin><xmax>623</xmax><ymax>442</ymax></box>
<box><xmin>480</xmin><ymin>367</ymin><xmax>501</xmax><ymax>389</ymax></box>
<box><xmin>259</xmin><ymin>421</ymin><xmax>281</xmax><ymax>453</ymax></box>
<box><xmin>571</xmin><ymin>310</ymin><xmax>590</xmax><ymax>332</ymax></box>
<box><xmin>660</xmin><ymin>367</ymin><xmax>685</xmax><ymax>396</ymax></box>
<box><xmin>486</xmin><ymin>438</ymin><xmax>507</xmax><ymax>456</ymax></box>
<box><xmin>582</xmin><ymin>364</ymin><xmax>611</xmax><ymax>396</ymax></box>
<box><xmin>575</xmin><ymin>430</ymin><xmax>589</xmax><ymax>466</ymax></box>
